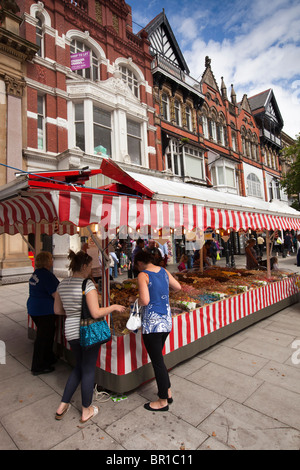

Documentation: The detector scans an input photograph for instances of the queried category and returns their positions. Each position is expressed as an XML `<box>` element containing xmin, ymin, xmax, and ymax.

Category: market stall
<box><xmin>1</xmin><ymin>162</ymin><xmax>300</xmax><ymax>393</ymax></box>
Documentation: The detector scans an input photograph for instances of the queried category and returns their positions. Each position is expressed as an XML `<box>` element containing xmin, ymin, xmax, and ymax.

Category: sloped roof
<box><xmin>142</xmin><ymin>10</ymin><xmax>190</xmax><ymax>73</ymax></box>
<box><xmin>248</xmin><ymin>89</ymin><xmax>284</xmax><ymax>127</ymax></box>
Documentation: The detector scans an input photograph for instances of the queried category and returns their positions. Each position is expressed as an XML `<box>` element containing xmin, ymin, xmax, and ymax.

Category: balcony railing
<box><xmin>260</xmin><ymin>129</ymin><xmax>281</xmax><ymax>147</ymax></box>
<box><xmin>151</xmin><ymin>54</ymin><xmax>203</xmax><ymax>95</ymax></box>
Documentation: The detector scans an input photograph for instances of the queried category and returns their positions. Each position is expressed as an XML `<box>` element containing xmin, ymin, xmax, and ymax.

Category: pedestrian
<box><xmin>86</xmin><ymin>237</ymin><xmax>102</xmax><ymax>290</ymax></box>
<box><xmin>54</xmin><ymin>250</ymin><xmax>125</xmax><ymax>423</ymax></box>
<box><xmin>133</xmin><ymin>250</ymin><xmax>181</xmax><ymax>412</ymax></box>
<box><xmin>257</xmin><ymin>235</ymin><xmax>264</xmax><ymax>257</ymax></box>
<box><xmin>131</xmin><ymin>238</ymin><xmax>145</xmax><ymax>277</ymax></box>
<box><xmin>27</xmin><ymin>251</ymin><xmax>59</xmax><ymax>376</ymax></box>
<box><xmin>283</xmin><ymin>231</ymin><xmax>292</xmax><ymax>257</ymax></box>
<box><xmin>203</xmin><ymin>240</ymin><xmax>213</xmax><ymax>267</ymax></box>
<box><xmin>297</xmin><ymin>234</ymin><xmax>300</xmax><ymax>267</ymax></box>
<box><xmin>245</xmin><ymin>238</ymin><xmax>259</xmax><ymax>269</ymax></box>
<box><xmin>178</xmin><ymin>254</ymin><xmax>188</xmax><ymax>272</ymax></box>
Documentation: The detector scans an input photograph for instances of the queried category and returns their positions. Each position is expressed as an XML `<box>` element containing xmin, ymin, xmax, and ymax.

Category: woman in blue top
<box><xmin>27</xmin><ymin>251</ymin><xmax>59</xmax><ymax>375</ymax></box>
<box><xmin>134</xmin><ymin>250</ymin><xmax>181</xmax><ymax>412</ymax></box>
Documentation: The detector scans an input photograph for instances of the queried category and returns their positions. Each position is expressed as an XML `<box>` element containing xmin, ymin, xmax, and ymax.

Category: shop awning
<box><xmin>0</xmin><ymin>164</ymin><xmax>300</xmax><ymax>235</ymax></box>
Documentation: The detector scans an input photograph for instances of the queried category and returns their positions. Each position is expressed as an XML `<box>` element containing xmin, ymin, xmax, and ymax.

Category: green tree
<box><xmin>280</xmin><ymin>133</ymin><xmax>300</xmax><ymax>210</ymax></box>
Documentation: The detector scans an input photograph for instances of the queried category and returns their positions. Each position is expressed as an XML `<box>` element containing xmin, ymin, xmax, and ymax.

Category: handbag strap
<box><xmin>81</xmin><ymin>278</ymin><xmax>91</xmax><ymax>321</ymax></box>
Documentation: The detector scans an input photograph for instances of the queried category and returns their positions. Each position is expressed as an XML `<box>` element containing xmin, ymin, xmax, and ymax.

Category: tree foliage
<box><xmin>280</xmin><ymin>133</ymin><xmax>300</xmax><ymax>197</ymax></box>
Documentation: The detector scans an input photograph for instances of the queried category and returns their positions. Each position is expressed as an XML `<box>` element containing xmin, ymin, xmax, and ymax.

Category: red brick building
<box><xmin>17</xmin><ymin>0</ymin><xmax>156</xmax><ymax>177</ymax></box>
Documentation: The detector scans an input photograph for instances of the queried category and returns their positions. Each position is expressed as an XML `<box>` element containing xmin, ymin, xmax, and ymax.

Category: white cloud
<box><xmin>130</xmin><ymin>0</ymin><xmax>300</xmax><ymax>137</ymax></box>
<box><xmin>178</xmin><ymin>0</ymin><xmax>300</xmax><ymax>138</ymax></box>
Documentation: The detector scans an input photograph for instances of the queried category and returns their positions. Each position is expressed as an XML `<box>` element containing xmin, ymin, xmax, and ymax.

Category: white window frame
<box><xmin>211</xmin><ymin>120</ymin><xmax>217</xmax><ymax>142</ymax></box>
<box><xmin>185</xmin><ymin>105</ymin><xmax>192</xmax><ymax>131</ymax></box>
<box><xmin>70</xmin><ymin>39</ymin><xmax>99</xmax><ymax>81</ymax></box>
<box><xmin>35</xmin><ymin>13</ymin><xmax>44</xmax><ymax>58</ymax></box>
<box><xmin>174</xmin><ymin>99</ymin><xmax>181</xmax><ymax>126</ymax></box>
<box><xmin>37</xmin><ymin>95</ymin><xmax>45</xmax><ymax>150</ymax></box>
<box><xmin>211</xmin><ymin>160</ymin><xmax>236</xmax><ymax>189</ymax></box>
<box><xmin>93</xmin><ymin>106</ymin><xmax>112</xmax><ymax>157</ymax></box>
<box><xmin>162</xmin><ymin>93</ymin><xmax>170</xmax><ymax>121</ymax></box>
<box><xmin>127</xmin><ymin>118</ymin><xmax>142</xmax><ymax>165</ymax></box>
<box><xmin>120</xmin><ymin>66</ymin><xmax>139</xmax><ymax>98</ymax></box>
<box><xmin>183</xmin><ymin>145</ymin><xmax>205</xmax><ymax>180</ymax></box>
<box><xmin>247</xmin><ymin>173</ymin><xmax>262</xmax><ymax>198</ymax></box>
<box><xmin>202</xmin><ymin>115</ymin><xmax>209</xmax><ymax>138</ymax></box>
<box><xmin>165</xmin><ymin>139</ymin><xmax>183</xmax><ymax>176</ymax></box>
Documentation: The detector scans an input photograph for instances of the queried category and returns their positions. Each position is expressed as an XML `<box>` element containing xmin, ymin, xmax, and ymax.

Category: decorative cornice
<box><xmin>0</xmin><ymin>27</ymin><xmax>39</xmax><ymax>62</ymax></box>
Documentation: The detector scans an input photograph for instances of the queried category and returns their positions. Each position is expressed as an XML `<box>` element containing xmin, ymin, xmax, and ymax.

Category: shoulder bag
<box><xmin>80</xmin><ymin>279</ymin><xmax>111</xmax><ymax>349</ymax></box>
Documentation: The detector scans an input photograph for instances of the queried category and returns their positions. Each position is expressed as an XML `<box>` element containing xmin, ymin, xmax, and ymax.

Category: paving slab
<box><xmin>105</xmin><ymin>404</ymin><xmax>208</xmax><ymax>450</ymax></box>
<box><xmin>255</xmin><ymin>360</ymin><xmax>300</xmax><ymax>394</ymax></box>
<box><xmin>198</xmin><ymin>398</ymin><xmax>300</xmax><ymax>450</ymax></box>
<box><xmin>1</xmin><ymin>393</ymin><xmax>81</xmax><ymax>450</ymax></box>
<box><xmin>52</xmin><ymin>423</ymin><xmax>125</xmax><ymax>450</ymax></box>
<box><xmin>244</xmin><ymin>382</ymin><xmax>300</xmax><ymax>431</ymax></box>
<box><xmin>200</xmin><ymin>345</ymin><xmax>269</xmax><ymax>376</ymax></box>
<box><xmin>139</xmin><ymin>374</ymin><xmax>226</xmax><ymax>428</ymax></box>
<box><xmin>233</xmin><ymin>337</ymin><xmax>293</xmax><ymax>363</ymax></box>
<box><xmin>187</xmin><ymin>362</ymin><xmax>263</xmax><ymax>403</ymax></box>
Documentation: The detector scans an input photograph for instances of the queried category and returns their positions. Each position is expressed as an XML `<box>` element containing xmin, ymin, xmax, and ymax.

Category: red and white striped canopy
<box><xmin>1</xmin><ymin>190</ymin><xmax>300</xmax><ymax>235</ymax></box>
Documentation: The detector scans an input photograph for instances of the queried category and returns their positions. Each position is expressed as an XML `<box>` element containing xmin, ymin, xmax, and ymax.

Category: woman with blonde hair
<box><xmin>27</xmin><ymin>251</ymin><xmax>59</xmax><ymax>375</ymax></box>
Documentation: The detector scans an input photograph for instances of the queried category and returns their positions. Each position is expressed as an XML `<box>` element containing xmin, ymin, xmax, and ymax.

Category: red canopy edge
<box><xmin>2</xmin><ymin>190</ymin><xmax>299</xmax><ymax>237</ymax></box>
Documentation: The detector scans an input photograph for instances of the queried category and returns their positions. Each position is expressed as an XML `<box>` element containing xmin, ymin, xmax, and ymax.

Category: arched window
<box><xmin>202</xmin><ymin>115</ymin><xmax>209</xmax><ymax>138</ymax></box>
<box><xmin>70</xmin><ymin>39</ymin><xmax>99</xmax><ymax>81</ymax></box>
<box><xmin>36</xmin><ymin>13</ymin><xmax>44</xmax><ymax>57</ymax></box>
<box><xmin>231</xmin><ymin>130</ymin><xmax>237</xmax><ymax>152</ymax></box>
<box><xmin>185</xmin><ymin>105</ymin><xmax>192</xmax><ymax>131</ymax></box>
<box><xmin>119</xmin><ymin>66</ymin><xmax>139</xmax><ymax>98</ymax></box>
<box><xmin>247</xmin><ymin>173</ymin><xmax>262</xmax><ymax>198</ymax></box>
<box><xmin>161</xmin><ymin>93</ymin><xmax>170</xmax><ymax>121</ymax></box>
<box><xmin>174</xmin><ymin>99</ymin><xmax>181</xmax><ymax>126</ymax></box>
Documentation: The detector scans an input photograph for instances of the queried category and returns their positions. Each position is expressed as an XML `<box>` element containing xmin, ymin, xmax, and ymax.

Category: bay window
<box><xmin>211</xmin><ymin>160</ymin><xmax>236</xmax><ymax>190</ymax></box>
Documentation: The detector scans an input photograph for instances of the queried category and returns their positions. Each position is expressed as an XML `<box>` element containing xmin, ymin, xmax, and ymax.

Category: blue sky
<box><xmin>128</xmin><ymin>0</ymin><xmax>300</xmax><ymax>139</ymax></box>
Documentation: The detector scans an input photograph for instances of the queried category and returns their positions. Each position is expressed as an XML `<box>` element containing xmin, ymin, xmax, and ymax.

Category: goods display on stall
<box><xmin>107</xmin><ymin>266</ymin><xmax>298</xmax><ymax>336</ymax></box>
<box><xmin>1</xmin><ymin>161</ymin><xmax>300</xmax><ymax>393</ymax></box>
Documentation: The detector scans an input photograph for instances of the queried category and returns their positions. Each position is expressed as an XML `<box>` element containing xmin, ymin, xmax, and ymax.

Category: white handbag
<box><xmin>126</xmin><ymin>299</ymin><xmax>142</xmax><ymax>332</ymax></box>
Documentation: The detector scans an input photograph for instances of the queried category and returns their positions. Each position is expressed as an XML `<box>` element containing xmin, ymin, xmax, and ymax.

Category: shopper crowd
<box><xmin>27</xmin><ymin>229</ymin><xmax>299</xmax><ymax>421</ymax></box>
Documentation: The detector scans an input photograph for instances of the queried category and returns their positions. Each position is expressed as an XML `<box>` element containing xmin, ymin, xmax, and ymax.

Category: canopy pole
<box><xmin>35</xmin><ymin>223</ymin><xmax>42</xmax><ymax>256</ymax></box>
<box><xmin>86</xmin><ymin>226</ymin><xmax>110</xmax><ymax>313</ymax></box>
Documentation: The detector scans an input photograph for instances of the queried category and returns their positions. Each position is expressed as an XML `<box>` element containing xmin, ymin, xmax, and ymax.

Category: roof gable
<box><xmin>248</xmin><ymin>89</ymin><xmax>284</xmax><ymax>128</ymax></box>
<box><xmin>143</xmin><ymin>10</ymin><xmax>189</xmax><ymax>73</ymax></box>
<box><xmin>200</xmin><ymin>56</ymin><xmax>220</xmax><ymax>94</ymax></box>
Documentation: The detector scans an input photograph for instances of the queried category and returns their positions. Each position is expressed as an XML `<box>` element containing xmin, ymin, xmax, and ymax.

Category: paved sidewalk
<box><xmin>0</xmin><ymin>254</ymin><xmax>299</xmax><ymax>450</ymax></box>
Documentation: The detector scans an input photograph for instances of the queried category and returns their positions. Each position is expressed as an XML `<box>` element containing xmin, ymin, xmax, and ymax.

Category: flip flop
<box><xmin>55</xmin><ymin>403</ymin><xmax>71</xmax><ymax>420</ymax></box>
<box><xmin>79</xmin><ymin>405</ymin><xmax>99</xmax><ymax>424</ymax></box>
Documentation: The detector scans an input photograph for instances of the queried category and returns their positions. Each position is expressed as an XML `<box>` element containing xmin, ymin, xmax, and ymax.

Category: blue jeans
<box><xmin>61</xmin><ymin>339</ymin><xmax>100</xmax><ymax>408</ymax></box>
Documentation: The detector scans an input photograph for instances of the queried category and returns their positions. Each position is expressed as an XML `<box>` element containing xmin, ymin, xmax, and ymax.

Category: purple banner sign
<box><xmin>70</xmin><ymin>50</ymin><xmax>91</xmax><ymax>71</ymax></box>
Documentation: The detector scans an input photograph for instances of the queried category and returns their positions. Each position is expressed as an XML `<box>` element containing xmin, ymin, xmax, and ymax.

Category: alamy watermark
<box><xmin>0</xmin><ymin>340</ymin><xmax>5</xmax><ymax>364</ymax></box>
<box><xmin>291</xmin><ymin>340</ymin><xmax>300</xmax><ymax>365</ymax></box>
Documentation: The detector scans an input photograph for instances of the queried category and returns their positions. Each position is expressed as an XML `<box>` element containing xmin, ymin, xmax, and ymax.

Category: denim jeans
<box><xmin>61</xmin><ymin>339</ymin><xmax>100</xmax><ymax>408</ymax></box>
